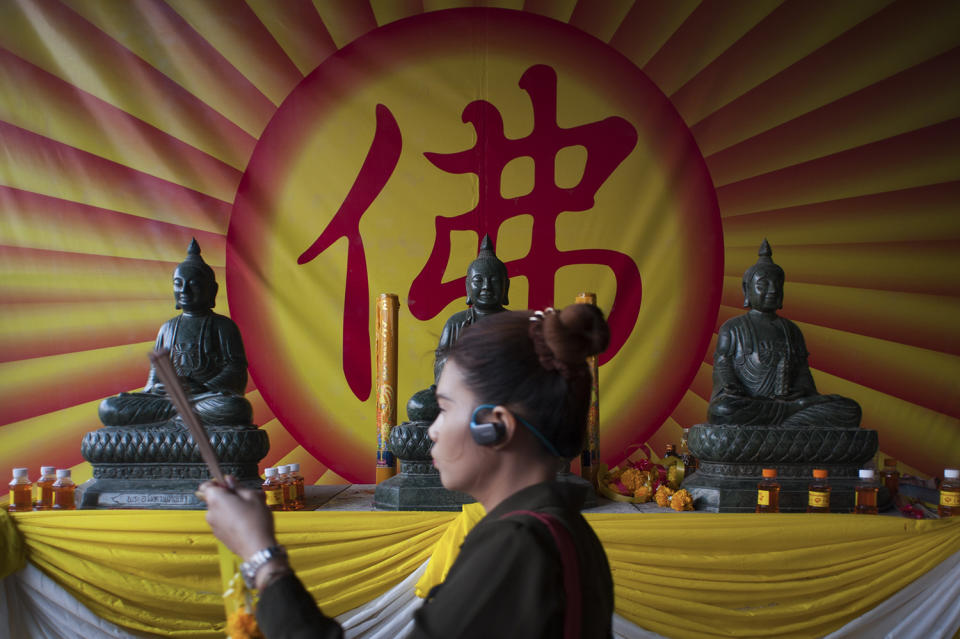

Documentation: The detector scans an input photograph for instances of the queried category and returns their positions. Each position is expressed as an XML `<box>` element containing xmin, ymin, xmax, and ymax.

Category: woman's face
<box><xmin>428</xmin><ymin>359</ymin><xmax>492</xmax><ymax>496</ymax></box>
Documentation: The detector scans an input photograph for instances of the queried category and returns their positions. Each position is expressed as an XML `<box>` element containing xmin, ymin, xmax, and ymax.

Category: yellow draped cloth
<box><xmin>2</xmin><ymin>508</ymin><xmax>959</xmax><ymax>638</ymax></box>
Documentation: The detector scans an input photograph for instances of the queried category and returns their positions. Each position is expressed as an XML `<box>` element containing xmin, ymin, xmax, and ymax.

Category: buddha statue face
<box><xmin>174</xmin><ymin>264</ymin><xmax>217</xmax><ymax>313</ymax></box>
<box><xmin>743</xmin><ymin>266</ymin><xmax>784</xmax><ymax>313</ymax></box>
<box><xmin>465</xmin><ymin>260</ymin><xmax>508</xmax><ymax>312</ymax></box>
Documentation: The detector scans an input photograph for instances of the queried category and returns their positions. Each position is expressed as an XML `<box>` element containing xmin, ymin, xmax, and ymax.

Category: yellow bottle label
<box><xmin>941</xmin><ymin>492</ymin><xmax>960</xmax><ymax>507</ymax></box>
<box><xmin>265</xmin><ymin>488</ymin><xmax>282</xmax><ymax>506</ymax></box>
<box><xmin>757</xmin><ymin>490</ymin><xmax>770</xmax><ymax>506</ymax></box>
<box><xmin>808</xmin><ymin>491</ymin><xmax>830</xmax><ymax>508</ymax></box>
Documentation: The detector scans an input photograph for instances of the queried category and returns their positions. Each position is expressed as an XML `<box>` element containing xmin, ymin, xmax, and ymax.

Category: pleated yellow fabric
<box><xmin>6</xmin><ymin>509</ymin><xmax>960</xmax><ymax>638</ymax></box>
<box><xmin>1</xmin><ymin>510</ymin><xmax>26</xmax><ymax>578</ymax></box>
<box><xmin>9</xmin><ymin>509</ymin><xmax>456</xmax><ymax>638</ymax></box>
<box><xmin>417</xmin><ymin>510</ymin><xmax>960</xmax><ymax>639</ymax></box>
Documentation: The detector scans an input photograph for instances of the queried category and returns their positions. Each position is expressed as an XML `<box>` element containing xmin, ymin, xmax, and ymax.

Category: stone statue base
<box><xmin>683</xmin><ymin>424</ymin><xmax>881</xmax><ymax>513</ymax></box>
<box><xmin>683</xmin><ymin>462</ymin><xmax>890</xmax><ymax>513</ymax></box>
<box><xmin>374</xmin><ymin>421</ymin><xmax>474</xmax><ymax>511</ymax></box>
<box><xmin>78</xmin><ymin>422</ymin><xmax>269</xmax><ymax>510</ymax></box>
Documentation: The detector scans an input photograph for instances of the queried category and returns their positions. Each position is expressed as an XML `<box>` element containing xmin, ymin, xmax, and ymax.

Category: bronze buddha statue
<box><xmin>80</xmin><ymin>239</ymin><xmax>267</xmax><ymax>509</ymax></box>
<box><xmin>683</xmin><ymin>239</ymin><xmax>876</xmax><ymax>513</ymax></box>
<box><xmin>433</xmin><ymin>234</ymin><xmax>510</xmax><ymax>381</ymax></box>
<box><xmin>707</xmin><ymin>239</ymin><xmax>861</xmax><ymax>429</ymax></box>
<box><xmin>99</xmin><ymin>239</ymin><xmax>253</xmax><ymax>427</ymax></box>
<box><xmin>377</xmin><ymin>235</ymin><xmax>509</xmax><ymax>510</ymax></box>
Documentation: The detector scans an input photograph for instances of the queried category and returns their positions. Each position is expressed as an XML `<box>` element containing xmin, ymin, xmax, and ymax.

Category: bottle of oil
<box><xmin>679</xmin><ymin>429</ymin><xmax>698</xmax><ymax>476</ymax></box>
<box><xmin>289</xmin><ymin>462</ymin><xmax>305</xmax><ymax>510</ymax></box>
<box><xmin>35</xmin><ymin>466</ymin><xmax>56</xmax><ymax>510</ymax></box>
<box><xmin>52</xmin><ymin>469</ymin><xmax>76</xmax><ymax>510</ymax></box>
<box><xmin>755</xmin><ymin>468</ymin><xmax>780</xmax><ymax>513</ymax></box>
<box><xmin>277</xmin><ymin>465</ymin><xmax>293</xmax><ymax>511</ymax></box>
<box><xmin>854</xmin><ymin>469</ymin><xmax>879</xmax><ymax>514</ymax></box>
<box><xmin>939</xmin><ymin>469</ymin><xmax>960</xmax><ymax>518</ymax></box>
<box><xmin>806</xmin><ymin>469</ymin><xmax>831</xmax><ymax>513</ymax></box>
<box><xmin>880</xmin><ymin>458</ymin><xmax>900</xmax><ymax>500</ymax></box>
<box><xmin>8</xmin><ymin>468</ymin><xmax>32</xmax><ymax>512</ymax></box>
<box><xmin>262</xmin><ymin>467</ymin><xmax>284</xmax><ymax>511</ymax></box>
<box><xmin>664</xmin><ymin>443</ymin><xmax>681</xmax><ymax>462</ymax></box>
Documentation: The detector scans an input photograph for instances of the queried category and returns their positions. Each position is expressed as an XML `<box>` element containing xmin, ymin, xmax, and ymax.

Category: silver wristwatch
<box><xmin>240</xmin><ymin>545</ymin><xmax>288</xmax><ymax>589</ymax></box>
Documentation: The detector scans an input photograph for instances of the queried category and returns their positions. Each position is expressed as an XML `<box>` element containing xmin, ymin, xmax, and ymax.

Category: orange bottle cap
<box><xmin>762</xmin><ymin>468</ymin><xmax>777</xmax><ymax>478</ymax></box>
<box><xmin>813</xmin><ymin>469</ymin><xmax>828</xmax><ymax>478</ymax></box>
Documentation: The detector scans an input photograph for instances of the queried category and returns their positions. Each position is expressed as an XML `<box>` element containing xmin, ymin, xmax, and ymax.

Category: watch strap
<box><xmin>240</xmin><ymin>545</ymin><xmax>288</xmax><ymax>590</ymax></box>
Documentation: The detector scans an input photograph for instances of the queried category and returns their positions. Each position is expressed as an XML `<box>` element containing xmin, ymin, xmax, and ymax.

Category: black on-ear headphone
<box><xmin>469</xmin><ymin>404</ymin><xmax>506</xmax><ymax>446</ymax></box>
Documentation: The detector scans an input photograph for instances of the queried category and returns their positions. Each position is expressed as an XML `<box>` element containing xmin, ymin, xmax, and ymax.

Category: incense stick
<box><xmin>148</xmin><ymin>349</ymin><xmax>225</xmax><ymax>484</ymax></box>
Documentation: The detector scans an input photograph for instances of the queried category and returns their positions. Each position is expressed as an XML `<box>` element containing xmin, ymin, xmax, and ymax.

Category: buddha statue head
<box><xmin>465</xmin><ymin>234</ymin><xmax>509</xmax><ymax>312</ymax></box>
<box><xmin>174</xmin><ymin>239</ymin><xmax>218</xmax><ymax>313</ymax></box>
<box><xmin>742</xmin><ymin>238</ymin><xmax>784</xmax><ymax>313</ymax></box>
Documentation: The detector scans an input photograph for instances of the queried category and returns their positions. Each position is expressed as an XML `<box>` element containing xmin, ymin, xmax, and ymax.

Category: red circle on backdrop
<box><xmin>227</xmin><ymin>8</ymin><xmax>722</xmax><ymax>482</ymax></box>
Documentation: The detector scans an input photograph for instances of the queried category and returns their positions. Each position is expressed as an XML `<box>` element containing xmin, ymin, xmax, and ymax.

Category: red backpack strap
<box><xmin>500</xmin><ymin>510</ymin><xmax>581</xmax><ymax>639</ymax></box>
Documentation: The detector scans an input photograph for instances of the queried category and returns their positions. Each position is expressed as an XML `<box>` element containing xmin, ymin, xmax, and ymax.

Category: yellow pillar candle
<box><xmin>375</xmin><ymin>293</ymin><xmax>399</xmax><ymax>483</ymax></box>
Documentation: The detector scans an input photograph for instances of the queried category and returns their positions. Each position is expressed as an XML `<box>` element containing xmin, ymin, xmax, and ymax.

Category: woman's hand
<box><xmin>198</xmin><ymin>476</ymin><xmax>277</xmax><ymax>561</ymax></box>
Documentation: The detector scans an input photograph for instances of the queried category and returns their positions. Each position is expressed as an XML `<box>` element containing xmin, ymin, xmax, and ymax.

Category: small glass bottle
<box><xmin>854</xmin><ymin>469</ymin><xmax>879</xmax><ymax>514</ymax></box>
<box><xmin>880</xmin><ymin>458</ymin><xmax>900</xmax><ymax>499</ymax></box>
<box><xmin>806</xmin><ymin>469</ymin><xmax>831</xmax><ymax>513</ymax></box>
<box><xmin>679</xmin><ymin>429</ymin><xmax>698</xmax><ymax>475</ymax></box>
<box><xmin>35</xmin><ymin>466</ymin><xmax>57</xmax><ymax>510</ymax></box>
<box><xmin>756</xmin><ymin>468</ymin><xmax>780</xmax><ymax>513</ymax></box>
<box><xmin>939</xmin><ymin>469</ymin><xmax>960</xmax><ymax>518</ymax></box>
<box><xmin>52</xmin><ymin>469</ymin><xmax>76</xmax><ymax>510</ymax></box>
<box><xmin>8</xmin><ymin>468</ymin><xmax>33</xmax><ymax>512</ymax></box>
<box><xmin>664</xmin><ymin>443</ymin><xmax>681</xmax><ymax>462</ymax></box>
<box><xmin>289</xmin><ymin>462</ymin><xmax>305</xmax><ymax>510</ymax></box>
<box><xmin>277</xmin><ymin>465</ymin><xmax>293</xmax><ymax>511</ymax></box>
<box><xmin>262</xmin><ymin>467</ymin><xmax>284</xmax><ymax>511</ymax></box>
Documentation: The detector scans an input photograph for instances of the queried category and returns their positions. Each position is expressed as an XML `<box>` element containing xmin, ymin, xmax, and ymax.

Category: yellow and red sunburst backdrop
<box><xmin>1</xmin><ymin>0</ymin><xmax>958</xmax><ymax>489</ymax></box>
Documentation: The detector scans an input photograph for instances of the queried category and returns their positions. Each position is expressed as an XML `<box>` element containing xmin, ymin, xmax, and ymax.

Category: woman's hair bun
<box><xmin>541</xmin><ymin>303</ymin><xmax>610</xmax><ymax>366</ymax></box>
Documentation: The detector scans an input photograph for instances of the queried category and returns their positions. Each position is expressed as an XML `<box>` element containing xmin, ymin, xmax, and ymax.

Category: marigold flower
<box><xmin>655</xmin><ymin>484</ymin><xmax>674</xmax><ymax>508</ymax></box>
<box><xmin>633</xmin><ymin>485</ymin><xmax>653</xmax><ymax>503</ymax></box>
<box><xmin>671</xmin><ymin>488</ymin><xmax>694</xmax><ymax>511</ymax></box>
<box><xmin>619</xmin><ymin>468</ymin><xmax>646</xmax><ymax>492</ymax></box>
<box><xmin>226</xmin><ymin>608</ymin><xmax>264</xmax><ymax>639</ymax></box>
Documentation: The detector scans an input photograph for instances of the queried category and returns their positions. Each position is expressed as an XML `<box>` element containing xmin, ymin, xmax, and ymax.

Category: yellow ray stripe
<box><xmin>672</xmin><ymin>1</ymin><xmax>893</xmax><ymax>127</ymax></box>
<box><xmin>720</xmin><ymin>185</ymin><xmax>960</xmax><ymax>243</ymax></box>
<box><xmin>609</xmin><ymin>0</ymin><xmax>700</xmax><ymax>71</ymax></box>
<box><xmin>691</xmin><ymin>3</ymin><xmax>960</xmax><ymax>157</ymax></box>
<box><xmin>0</xmin><ymin>198</ymin><xmax>226</xmax><ymax>265</ymax></box>
<box><xmin>316</xmin><ymin>468</ymin><xmax>350</xmax><ymax>485</ymax></box>
<box><xmin>642</xmin><ymin>1</ymin><xmax>781</xmax><ymax>98</ymax></box>
<box><xmin>0</xmin><ymin>398</ymin><xmax>110</xmax><ymax>479</ymax></box>
<box><xmin>722</xmin><ymin>242</ymin><xmax>959</xmax><ymax>296</ymax></box>
<box><xmin>523</xmin><ymin>0</ymin><xmax>577</xmax><ymax>23</ymax></box>
<box><xmin>719</xmin><ymin>277</ymin><xmax>960</xmax><ymax>356</ymax></box>
<box><xmin>0</xmin><ymin>255</ymin><xmax>227</xmax><ymax>305</ymax></box>
<box><xmin>0</xmin><ymin>1</ymin><xmax>255</xmax><ymax>166</ymax></box>
<box><xmin>62</xmin><ymin>0</ymin><xmax>277</xmax><ymax>136</ymax></box>
<box><xmin>370</xmin><ymin>0</ymin><xmax>424</xmax><ymax>27</ymax></box>
<box><xmin>0</xmin><ymin>56</ymin><xmax>241</xmax><ymax>202</ymax></box>
<box><xmin>0</xmin><ymin>300</ymin><xmax>171</xmax><ymax>358</ymax></box>
<box><xmin>247</xmin><ymin>0</ymin><xmax>338</xmax><ymax>75</ymax></box>
<box><xmin>164</xmin><ymin>0</ymin><xmax>303</xmax><ymax>107</ymax></box>
<box><xmin>311</xmin><ymin>0</ymin><xmax>378</xmax><ymax>49</ymax></box>
<box><xmin>0</xmin><ymin>129</ymin><xmax>232</xmax><ymax>234</ymax></box>
<box><xmin>568</xmin><ymin>0</ymin><xmax>633</xmax><ymax>43</ymax></box>
<box><xmin>670</xmin><ymin>389</ymin><xmax>709</xmax><ymax>430</ymax></box>
<box><xmin>796</xmin><ymin>320</ymin><xmax>960</xmax><ymax>419</ymax></box>
<box><xmin>0</xmin><ymin>343</ymin><xmax>151</xmax><ymax>410</ymax></box>
<box><xmin>812</xmin><ymin>370</ymin><xmax>958</xmax><ymax>479</ymax></box>
<box><xmin>707</xmin><ymin>55</ymin><xmax>960</xmax><ymax>186</ymax></box>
